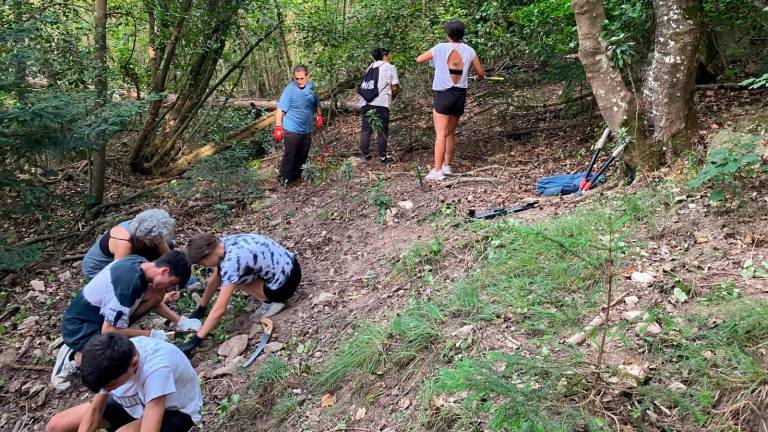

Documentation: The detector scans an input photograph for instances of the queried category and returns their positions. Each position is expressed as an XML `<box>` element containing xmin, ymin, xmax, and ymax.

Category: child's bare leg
<box><xmin>47</xmin><ymin>403</ymin><xmax>108</xmax><ymax>432</ymax></box>
<box><xmin>238</xmin><ymin>278</ymin><xmax>268</xmax><ymax>302</ymax></box>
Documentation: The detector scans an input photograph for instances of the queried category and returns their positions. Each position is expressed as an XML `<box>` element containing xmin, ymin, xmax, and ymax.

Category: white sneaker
<box><xmin>424</xmin><ymin>169</ymin><xmax>446</xmax><ymax>181</ymax></box>
<box><xmin>249</xmin><ymin>302</ymin><xmax>285</xmax><ymax>321</ymax></box>
<box><xmin>441</xmin><ymin>165</ymin><xmax>452</xmax><ymax>175</ymax></box>
<box><xmin>51</xmin><ymin>345</ymin><xmax>76</xmax><ymax>391</ymax></box>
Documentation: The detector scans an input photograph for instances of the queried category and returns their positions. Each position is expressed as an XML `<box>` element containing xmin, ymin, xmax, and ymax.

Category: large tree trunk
<box><xmin>643</xmin><ymin>0</ymin><xmax>702</xmax><ymax>163</ymax></box>
<box><xmin>572</xmin><ymin>0</ymin><xmax>702</xmax><ymax>172</ymax></box>
<box><xmin>89</xmin><ymin>0</ymin><xmax>108</xmax><ymax>206</ymax></box>
<box><xmin>129</xmin><ymin>0</ymin><xmax>194</xmax><ymax>173</ymax></box>
<box><xmin>139</xmin><ymin>22</ymin><xmax>277</xmax><ymax>173</ymax></box>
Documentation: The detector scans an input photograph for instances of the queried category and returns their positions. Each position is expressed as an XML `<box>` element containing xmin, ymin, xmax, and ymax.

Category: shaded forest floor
<box><xmin>1</xmin><ymin>86</ymin><xmax>767</xmax><ymax>431</ymax></box>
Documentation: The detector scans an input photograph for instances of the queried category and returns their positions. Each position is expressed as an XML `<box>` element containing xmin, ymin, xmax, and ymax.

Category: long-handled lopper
<box><xmin>579</xmin><ymin>128</ymin><xmax>611</xmax><ymax>191</ymax></box>
<box><xmin>468</xmin><ymin>200</ymin><xmax>539</xmax><ymax>220</ymax></box>
<box><xmin>579</xmin><ymin>140</ymin><xmax>628</xmax><ymax>194</ymax></box>
<box><xmin>243</xmin><ymin>318</ymin><xmax>274</xmax><ymax>368</ymax></box>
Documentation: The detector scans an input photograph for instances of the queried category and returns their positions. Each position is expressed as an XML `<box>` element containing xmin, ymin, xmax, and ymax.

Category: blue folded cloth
<box><xmin>536</xmin><ymin>171</ymin><xmax>605</xmax><ymax>197</ymax></box>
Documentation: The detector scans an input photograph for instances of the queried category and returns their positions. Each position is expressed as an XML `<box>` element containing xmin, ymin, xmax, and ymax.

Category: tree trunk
<box><xmin>141</xmin><ymin>23</ymin><xmax>277</xmax><ymax>172</ymax></box>
<box><xmin>572</xmin><ymin>0</ymin><xmax>702</xmax><ymax>172</ymax></box>
<box><xmin>572</xmin><ymin>0</ymin><xmax>633</xmax><ymax>131</ymax></box>
<box><xmin>642</xmin><ymin>0</ymin><xmax>702</xmax><ymax>164</ymax></box>
<box><xmin>90</xmin><ymin>0</ymin><xmax>108</xmax><ymax>207</ymax></box>
<box><xmin>129</xmin><ymin>0</ymin><xmax>194</xmax><ymax>173</ymax></box>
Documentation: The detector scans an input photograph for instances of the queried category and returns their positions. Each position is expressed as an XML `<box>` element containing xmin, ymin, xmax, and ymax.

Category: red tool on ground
<box><xmin>579</xmin><ymin>128</ymin><xmax>611</xmax><ymax>191</ymax></box>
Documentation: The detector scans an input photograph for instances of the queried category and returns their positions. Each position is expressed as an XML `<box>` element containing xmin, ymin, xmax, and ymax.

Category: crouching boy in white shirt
<box><xmin>46</xmin><ymin>333</ymin><xmax>202</xmax><ymax>432</ymax></box>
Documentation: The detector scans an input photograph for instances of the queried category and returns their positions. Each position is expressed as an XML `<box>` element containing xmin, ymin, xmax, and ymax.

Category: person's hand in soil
<box><xmin>178</xmin><ymin>335</ymin><xmax>203</xmax><ymax>357</ymax></box>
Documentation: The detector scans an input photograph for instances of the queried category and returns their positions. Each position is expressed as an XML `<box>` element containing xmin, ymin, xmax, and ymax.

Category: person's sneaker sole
<box><xmin>51</xmin><ymin>345</ymin><xmax>75</xmax><ymax>391</ymax></box>
<box><xmin>249</xmin><ymin>302</ymin><xmax>286</xmax><ymax>321</ymax></box>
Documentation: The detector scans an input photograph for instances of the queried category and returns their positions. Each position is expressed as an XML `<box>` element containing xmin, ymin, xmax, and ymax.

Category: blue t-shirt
<box><xmin>277</xmin><ymin>81</ymin><xmax>321</xmax><ymax>134</ymax></box>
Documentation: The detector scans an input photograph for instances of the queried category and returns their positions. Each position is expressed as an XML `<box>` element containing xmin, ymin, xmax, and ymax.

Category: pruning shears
<box><xmin>579</xmin><ymin>128</ymin><xmax>611</xmax><ymax>192</ymax></box>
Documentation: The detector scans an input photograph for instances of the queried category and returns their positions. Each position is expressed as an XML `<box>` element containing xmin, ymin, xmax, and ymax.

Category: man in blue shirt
<box><xmin>273</xmin><ymin>65</ymin><xmax>323</xmax><ymax>185</ymax></box>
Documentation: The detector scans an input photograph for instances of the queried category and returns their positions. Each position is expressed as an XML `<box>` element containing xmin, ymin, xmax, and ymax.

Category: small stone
<box><xmin>624</xmin><ymin>296</ymin><xmax>639</xmax><ymax>307</ymax></box>
<box><xmin>566</xmin><ymin>332</ymin><xmax>587</xmax><ymax>345</ymax></box>
<box><xmin>263</xmin><ymin>342</ymin><xmax>285</xmax><ymax>354</ymax></box>
<box><xmin>312</xmin><ymin>292</ymin><xmax>336</xmax><ymax>306</ymax></box>
<box><xmin>702</xmin><ymin>350</ymin><xmax>714</xmax><ymax>360</ymax></box>
<box><xmin>636</xmin><ymin>321</ymin><xmax>662</xmax><ymax>336</ymax></box>
<box><xmin>30</xmin><ymin>280</ymin><xmax>45</xmax><ymax>291</ymax></box>
<box><xmin>631</xmin><ymin>272</ymin><xmax>655</xmax><ymax>286</ymax></box>
<box><xmin>668</xmin><ymin>382</ymin><xmax>687</xmax><ymax>392</ymax></box>
<box><xmin>217</xmin><ymin>334</ymin><xmax>249</xmax><ymax>357</ymax></box>
<box><xmin>354</xmin><ymin>407</ymin><xmax>367</xmax><ymax>420</ymax></box>
<box><xmin>211</xmin><ymin>355</ymin><xmax>244</xmax><ymax>377</ymax></box>
<box><xmin>618</xmin><ymin>359</ymin><xmax>650</xmax><ymax>386</ymax></box>
<box><xmin>622</xmin><ymin>310</ymin><xmax>645</xmax><ymax>322</ymax></box>
<box><xmin>291</xmin><ymin>388</ymin><xmax>303</xmax><ymax>395</ymax></box>
<box><xmin>57</xmin><ymin>271</ymin><xmax>72</xmax><ymax>281</ymax></box>
<box><xmin>398</xmin><ymin>397</ymin><xmax>411</xmax><ymax>410</ymax></box>
<box><xmin>397</xmin><ymin>200</ymin><xmax>414</xmax><ymax>210</ymax></box>
<box><xmin>695</xmin><ymin>233</ymin><xmax>709</xmax><ymax>244</ymax></box>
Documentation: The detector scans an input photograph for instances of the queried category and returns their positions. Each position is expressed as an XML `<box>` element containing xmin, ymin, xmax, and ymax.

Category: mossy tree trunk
<box><xmin>572</xmin><ymin>0</ymin><xmax>702</xmax><ymax>172</ymax></box>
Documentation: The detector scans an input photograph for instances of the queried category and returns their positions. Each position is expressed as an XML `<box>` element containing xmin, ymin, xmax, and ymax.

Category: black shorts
<box><xmin>102</xmin><ymin>398</ymin><xmax>194</xmax><ymax>432</ymax></box>
<box><xmin>265</xmin><ymin>257</ymin><xmax>301</xmax><ymax>302</ymax></box>
<box><xmin>433</xmin><ymin>87</ymin><xmax>467</xmax><ymax>116</ymax></box>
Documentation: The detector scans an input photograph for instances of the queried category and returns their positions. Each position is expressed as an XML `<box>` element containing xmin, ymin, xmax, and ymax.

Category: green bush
<box><xmin>688</xmin><ymin>133</ymin><xmax>766</xmax><ymax>201</ymax></box>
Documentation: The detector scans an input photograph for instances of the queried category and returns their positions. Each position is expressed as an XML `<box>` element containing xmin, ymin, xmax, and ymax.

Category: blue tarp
<box><xmin>535</xmin><ymin>171</ymin><xmax>605</xmax><ymax>197</ymax></box>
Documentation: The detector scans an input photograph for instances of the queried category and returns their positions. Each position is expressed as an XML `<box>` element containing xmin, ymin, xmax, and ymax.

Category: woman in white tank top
<box><xmin>416</xmin><ymin>19</ymin><xmax>485</xmax><ymax>181</ymax></box>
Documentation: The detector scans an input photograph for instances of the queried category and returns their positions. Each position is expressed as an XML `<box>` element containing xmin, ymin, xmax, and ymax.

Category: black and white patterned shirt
<box><xmin>219</xmin><ymin>234</ymin><xmax>294</xmax><ymax>291</ymax></box>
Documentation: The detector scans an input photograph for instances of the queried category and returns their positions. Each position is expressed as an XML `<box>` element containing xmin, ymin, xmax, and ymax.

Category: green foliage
<box><xmin>252</xmin><ymin>357</ymin><xmax>294</xmax><ymax>389</ymax></box>
<box><xmin>339</xmin><ymin>158</ymin><xmax>354</xmax><ymax>187</ymax></box>
<box><xmin>434</xmin><ymin>352</ymin><xmax>598</xmax><ymax>431</ymax></box>
<box><xmin>301</xmin><ymin>160</ymin><xmax>323</xmax><ymax>184</ymax></box>
<box><xmin>364</xmin><ymin>109</ymin><xmax>383</xmax><ymax>132</ymax></box>
<box><xmin>217</xmin><ymin>393</ymin><xmax>241</xmax><ymax>417</ymax></box>
<box><xmin>311</xmin><ymin>322</ymin><xmax>387</xmax><ymax>392</ymax></box>
<box><xmin>688</xmin><ymin>134</ymin><xmax>766</xmax><ymax>202</ymax></box>
<box><xmin>366</xmin><ymin>175</ymin><xmax>393</xmax><ymax>224</ymax></box>
<box><xmin>601</xmin><ymin>0</ymin><xmax>653</xmax><ymax>70</ymax></box>
<box><xmin>271</xmin><ymin>393</ymin><xmax>299</xmax><ymax>421</ymax></box>
<box><xmin>450</xmin><ymin>192</ymin><xmax>656</xmax><ymax>331</ymax></box>
<box><xmin>0</xmin><ymin>242</ymin><xmax>43</xmax><ymax>271</ymax></box>
<box><xmin>389</xmin><ymin>301</ymin><xmax>445</xmax><ymax>365</ymax></box>
<box><xmin>394</xmin><ymin>236</ymin><xmax>444</xmax><ymax>278</ymax></box>
<box><xmin>741</xmin><ymin>73</ymin><xmax>768</xmax><ymax>89</ymax></box>
<box><xmin>639</xmin><ymin>301</ymin><xmax>768</xmax><ymax>425</ymax></box>
<box><xmin>168</xmin><ymin>144</ymin><xmax>264</xmax><ymax>206</ymax></box>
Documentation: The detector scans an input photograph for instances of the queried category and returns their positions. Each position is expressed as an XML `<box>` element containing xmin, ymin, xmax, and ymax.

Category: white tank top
<box><xmin>429</xmin><ymin>42</ymin><xmax>477</xmax><ymax>91</ymax></box>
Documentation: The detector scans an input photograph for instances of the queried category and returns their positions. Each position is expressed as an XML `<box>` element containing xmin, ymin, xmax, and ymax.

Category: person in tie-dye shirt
<box><xmin>178</xmin><ymin>233</ymin><xmax>301</xmax><ymax>356</ymax></box>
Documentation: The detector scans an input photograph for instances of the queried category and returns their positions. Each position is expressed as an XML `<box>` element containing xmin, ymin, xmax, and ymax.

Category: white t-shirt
<box><xmin>429</xmin><ymin>42</ymin><xmax>477</xmax><ymax>91</ymax></box>
<box><xmin>358</xmin><ymin>61</ymin><xmax>400</xmax><ymax>109</ymax></box>
<box><xmin>110</xmin><ymin>337</ymin><xmax>202</xmax><ymax>424</ymax></box>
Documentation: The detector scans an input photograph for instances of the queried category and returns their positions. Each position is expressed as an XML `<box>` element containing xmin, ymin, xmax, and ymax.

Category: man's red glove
<box><xmin>316</xmin><ymin>114</ymin><xmax>324</xmax><ymax>129</ymax></box>
<box><xmin>272</xmin><ymin>126</ymin><xmax>284</xmax><ymax>142</ymax></box>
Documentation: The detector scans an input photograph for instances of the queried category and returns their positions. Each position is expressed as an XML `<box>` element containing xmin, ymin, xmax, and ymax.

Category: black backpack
<box><xmin>357</xmin><ymin>65</ymin><xmax>380</xmax><ymax>103</ymax></box>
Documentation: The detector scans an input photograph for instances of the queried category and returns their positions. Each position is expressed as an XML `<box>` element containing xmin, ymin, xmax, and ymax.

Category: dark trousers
<box><xmin>279</xmin><ymin>131</ymin><xmax>312</xmax><ymax>183</ymax></box>
<box><xmin>360</xmin><ymin>105</ymin><xmax>390</xmax><ymax>157</ymax></box>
